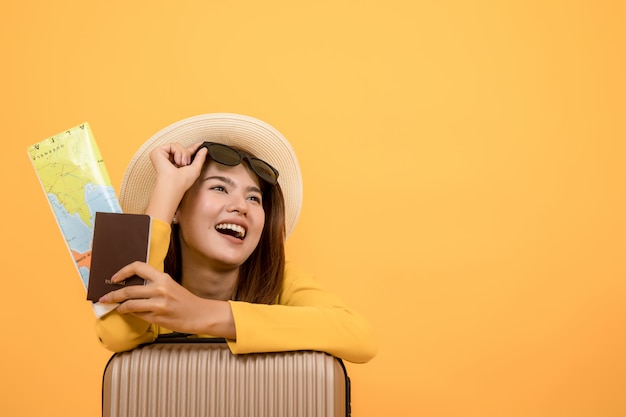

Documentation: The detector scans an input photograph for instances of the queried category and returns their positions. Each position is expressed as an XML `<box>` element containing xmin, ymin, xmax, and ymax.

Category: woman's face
<box><xmin>175</xmin><ymin>160</ymin><xmax>266</xmax><ymax>271</ymax></box>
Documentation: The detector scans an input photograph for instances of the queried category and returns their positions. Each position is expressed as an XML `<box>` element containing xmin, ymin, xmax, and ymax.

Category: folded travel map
<box><xmin>28</xmin><ymin>122</ymin><xmax>122</xmax><ymax>317</ymax></box>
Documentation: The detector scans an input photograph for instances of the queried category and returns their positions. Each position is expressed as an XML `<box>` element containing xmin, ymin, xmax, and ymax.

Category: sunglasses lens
<box><xmin>199</xmin><ymin>142</ymin><xmax>278</xmax><ymax>185</ymax></box>
<box><xmin>208</xmin><ymin>143</ymin><xmax>241</xmax><ymax>166</ymax></box>
<box><xmin>250</xmin><ymin>159</ymin><xmax>279</xmax><ymax>184</ymax></box>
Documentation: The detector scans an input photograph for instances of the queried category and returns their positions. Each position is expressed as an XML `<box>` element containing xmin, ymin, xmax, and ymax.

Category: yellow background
<box><xmin>1</xmin><ymin>1</ymin><xmax>625</xmax><ymax>416</ymax></box>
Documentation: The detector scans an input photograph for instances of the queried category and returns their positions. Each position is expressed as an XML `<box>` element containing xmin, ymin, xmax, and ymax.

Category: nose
<box><xmin>227</xmin><ymin>192</ymin><xmax>248</xmax><ymax>215</ymax></box>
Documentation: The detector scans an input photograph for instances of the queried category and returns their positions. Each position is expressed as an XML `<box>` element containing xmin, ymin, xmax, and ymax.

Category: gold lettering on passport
<box><xmin>104</xmin><ymin>279</ymin><xmax>127</xmax><ymax>286</ymax></box>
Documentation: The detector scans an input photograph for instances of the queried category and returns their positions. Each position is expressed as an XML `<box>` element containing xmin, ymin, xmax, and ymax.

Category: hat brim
<box><xmin>119</xmin><ymin>113</ymin><xmax>302</xmax><ymax>238</ymax></box>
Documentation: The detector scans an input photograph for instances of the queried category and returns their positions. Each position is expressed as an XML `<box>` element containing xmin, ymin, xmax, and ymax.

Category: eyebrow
<box><xmin>203</xmin><ymin>175</ymin><xmax>263</xmax><ymax>195</ymax></box>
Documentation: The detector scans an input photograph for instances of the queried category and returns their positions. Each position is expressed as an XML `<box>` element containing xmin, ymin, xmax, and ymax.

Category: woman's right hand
<box><xmin>150</xmin><ymin>142</ymin><xmax>207</xmax><ymax>187</ymax></box>
<box><xmin>145</xmin><ymin>143</ymin><xmax>208</xmax><ymax>223</ymax></box>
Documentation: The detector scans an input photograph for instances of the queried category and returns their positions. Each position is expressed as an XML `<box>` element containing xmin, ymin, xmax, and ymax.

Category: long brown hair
<box><xmin>164</xmin><ymin>159</ymin><xmax>286</xmax><ymax>305</ymax></box>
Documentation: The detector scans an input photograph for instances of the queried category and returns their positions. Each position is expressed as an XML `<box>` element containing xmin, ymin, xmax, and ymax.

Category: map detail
<box><xmin>28</xmin><ymin>123</ymin><xmax>122</xmax><ymax>290</ymax></box>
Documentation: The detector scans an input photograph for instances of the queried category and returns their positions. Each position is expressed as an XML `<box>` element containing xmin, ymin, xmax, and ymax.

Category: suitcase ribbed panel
<box><xmin>103</xmin><ymin>342</ymin><xmax>348</xmax><ymax>417</ymax></box>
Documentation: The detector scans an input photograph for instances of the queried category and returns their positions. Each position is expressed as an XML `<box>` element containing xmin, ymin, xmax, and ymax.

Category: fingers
<box><xmin>190</xmin><ymin>146</ymin><xmax>208</xmax><ymax>168</ymax></box>
<box><xmin>98</xmin><ymin>261</ymin><xmax>159</xmax><ymax>304</ymax></box>
<box><xmin>116</xmin><ymin>298</ymin><xmax>160</xmax><ymax>315</ymax></box>
<box><xmin>99</xmin><ymin>283</ymin><xmax>155</xmax><ymax>304</ymax></box>
<box><xmin>151</xmin><ymin>142</ymin><xmax>206</xmax><ymax>168</ymax></box>
<box><xmin>170</xmin><ymin>143</ymin><xmax>192</xmax><ymax>166</ymax></box>
<box><xmin>150</xmin><ymin>143</ymin><xmax>191</xmax><ymax>168</ymax></box>
<box><xmin>149</xmin><ymin>143</ymin><xmax>207</xmax><ymax>189</ymax></box>
<box><xmin>187</xmin><ymin>142</ymin><xmax>205</xmax><ymax>155</ymax></box>
<box><xmin>109</xmin><ymin>261</ymin><xmax>157</xmax><ymax>284</ymax></box>
<box><xmin>163</xmin><ymin>143</ymin><xmax>191</xmax><ymax>167</ymax></box>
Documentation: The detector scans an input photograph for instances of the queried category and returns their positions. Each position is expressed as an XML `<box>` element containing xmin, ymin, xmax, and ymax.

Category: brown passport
<box><xmin>86</xmin><ymin>212</ymin><xmax>151</xmax><ymax>301</ymax></box>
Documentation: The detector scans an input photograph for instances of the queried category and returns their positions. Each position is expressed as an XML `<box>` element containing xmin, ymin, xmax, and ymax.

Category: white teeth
<box><xmin>215</xmin><ymin>223</ymin><xmax>246</xmax><ymax>239</ymax></box>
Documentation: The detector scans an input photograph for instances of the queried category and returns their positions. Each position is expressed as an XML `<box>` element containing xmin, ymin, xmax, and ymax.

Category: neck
<box><xmin>180</xmin><ymin>264</ymin><xmax>239</xmax><ymax>301</ymax></box>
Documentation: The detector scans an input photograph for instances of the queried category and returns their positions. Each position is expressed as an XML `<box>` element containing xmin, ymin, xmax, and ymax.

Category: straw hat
<box><xmin>119</xmin><ymin>113</ymin><xmax>302</xmax><ymax>238</ymax></box>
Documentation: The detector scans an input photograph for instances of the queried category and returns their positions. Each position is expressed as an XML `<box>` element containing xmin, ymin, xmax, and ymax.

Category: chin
<box><xmin>213</xmin><ymin>251</ymin><xmax>254</xmax><ymax>269</ymax></box>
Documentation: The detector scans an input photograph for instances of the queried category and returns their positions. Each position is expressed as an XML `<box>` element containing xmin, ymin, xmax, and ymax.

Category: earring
<box><xmin>172</xmin><ymin>216</ymin><xmax>178</xmax><ymax>224</ymax></box>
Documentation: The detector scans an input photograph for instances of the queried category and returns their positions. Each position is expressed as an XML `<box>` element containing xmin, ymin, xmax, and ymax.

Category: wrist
<box><xmin>145</xmin><ymin>178</ymin><xmax>186</xmax><ymax>222</ymax></box>
<box><xmin>192</xmin><ymin>299</ymin><xmax>236</xmax><ymax>339</ymax></box>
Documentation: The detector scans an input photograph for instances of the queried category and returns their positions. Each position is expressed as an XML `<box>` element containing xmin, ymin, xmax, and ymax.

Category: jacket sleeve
<box><xmin>226</xmin><ymin>262</ymin><xmax>378</xmax><ymax>364</ymax></box>
<box><xmin>94</xmin><ymin>218</ymin><xmax>171</xmax><ymax>352</ymax></box>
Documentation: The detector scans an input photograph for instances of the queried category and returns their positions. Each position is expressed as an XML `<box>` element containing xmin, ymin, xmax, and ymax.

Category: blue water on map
<box><xmin>47</xmin><ymin>184</ymin><xmax>122</xmax><ymax>289</ymax></box>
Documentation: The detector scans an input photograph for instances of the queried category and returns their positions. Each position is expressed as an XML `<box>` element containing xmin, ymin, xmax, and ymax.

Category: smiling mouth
<box><xmin>215</xmin><ymin>223</ymin><xmax>247</xmax><ymax>240</ymax></box>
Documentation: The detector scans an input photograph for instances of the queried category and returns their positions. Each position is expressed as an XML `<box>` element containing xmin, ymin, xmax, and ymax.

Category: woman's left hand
<box><xmin>98</xmin><ymin>261</ymin><xmax>235</xmax><ymax>338</ymax></box>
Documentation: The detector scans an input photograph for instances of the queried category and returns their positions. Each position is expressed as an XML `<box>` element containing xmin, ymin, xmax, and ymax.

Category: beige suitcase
<box><xmin>102</xmin><ymin>339</ymin><xmax>350</xmax><ymax>417</ymax></box>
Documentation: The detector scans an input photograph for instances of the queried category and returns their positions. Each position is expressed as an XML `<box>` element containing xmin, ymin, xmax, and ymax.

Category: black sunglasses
<box><xmin>194</xmin><ymin>142</ymin><xmax>279</xmax><ymax>185</ymax></box>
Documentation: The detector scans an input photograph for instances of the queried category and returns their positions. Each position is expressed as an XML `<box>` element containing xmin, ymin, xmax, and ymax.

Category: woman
<box><xmin>95</xmin><ymin>113</ymin><xmax>377</xmax><ymax>364</ymax></box>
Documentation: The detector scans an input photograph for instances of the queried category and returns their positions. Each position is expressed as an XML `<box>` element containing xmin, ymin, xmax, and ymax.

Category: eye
<box><xmin>247</xmin><ymin>194</ymin><xmax>262</xmax><ymax>204</ymax></box>
<box><xmin>209</xmin><ymin>185</ymin><xmax>226</xmax><ymax>192</ymax></box>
